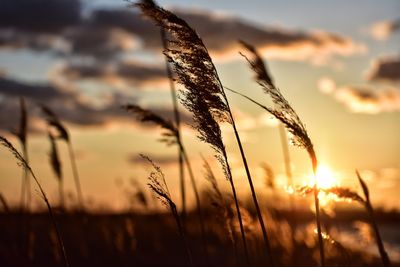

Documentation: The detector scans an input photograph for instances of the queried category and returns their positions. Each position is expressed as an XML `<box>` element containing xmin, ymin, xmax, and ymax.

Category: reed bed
<box><xmin>0</xmin><ymin>1</ymin><xmax>396</xmax><ymax>267</ymax></box>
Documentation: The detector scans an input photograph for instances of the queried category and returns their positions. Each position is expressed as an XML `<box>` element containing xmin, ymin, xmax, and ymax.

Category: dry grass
<box><xmin>40</xmin><ymin>104</ymin><xmax>84</xmax><ymax>212</ymax></box>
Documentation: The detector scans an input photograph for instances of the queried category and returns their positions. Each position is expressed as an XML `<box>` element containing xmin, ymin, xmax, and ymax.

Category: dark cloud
<box><xmin>0</xmin><ymin>0</ymin><xmax>81</xmax><ymax>33</ymax></box>
<box><xmin>0</xmin><ymin>76</ymin><xmax>192</xmax><ymax>132</ymax></box>
<box><xmin>57</xmin><ymin>60</ymin><xmax>167</xmax><ymax>87</ymax></box>
<box><xmin>0</xmin><ymin>4</ymin><xmax>363</xmax><ymax>62</ymax></box>
<box><xmin>127</xmin><ymin>153</ymin><xmax>177</xmax><ymax>166</ymax></box>
<box><xmin>318</xmin><ymin>77</ymin><xmax>400</xmax><ymax>114</ymax></box>
<box><xmin>368</xmin><ymin>56</ymin><xmax>400</xmax><ymax>82</ymax></box>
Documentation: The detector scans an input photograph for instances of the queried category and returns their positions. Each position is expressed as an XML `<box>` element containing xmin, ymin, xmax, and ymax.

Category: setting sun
<box><xmin>315</xmin><ymin>165</ymin><xmax>338</xmax><ymax>189</ymax></box>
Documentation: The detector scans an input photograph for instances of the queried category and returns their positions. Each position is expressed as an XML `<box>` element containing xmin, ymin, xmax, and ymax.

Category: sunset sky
<box><xmin>0</xmin><ymin>0</ymin><xmax>399</xmax><ymax>211</ymax></box>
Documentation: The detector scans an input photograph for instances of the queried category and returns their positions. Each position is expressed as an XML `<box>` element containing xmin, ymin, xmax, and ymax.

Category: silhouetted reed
<box><xmin>0</xmin><ymin>136</ymin><xmax>69</xmax><ymax>267</ymax></box>
<box><xmin>295</xmin><ymin>172</ymin><xmax>391</xmax><ymax>267</ymax></box>
<box><xmin>48</xmin><ymin>131</ymin><xmax>64</xmax><ymax>210</ymax></box>
<box><xmin>141</xmin><ymin>154</ymin><xmax>194</xmax><ymax>267</ymax></box>
<box><xmin>160</xmin><ymin>27</ymin><xmax>186</xmax><ymax>221</ymax></box>
<box><xmin>0</xmin><ymin>193</ymin><xmax>10</xmax><ymax>213</ymax></box>
<box><xmin>231</xmin><ymin>40</ymin><xmax>325</xmax><ymax>267</ymax></box>
<box><xmin>122</xmin><ymin>104</ymin><xmax>208</xmax><ymax>259</ymax></box>
<box><xmin>10</xmin><ymin>97</ymin><xmax>30</xmax><ymax>211</ymax></box>
<box><xmin>356</xmin><ymin>171</ymin><xmax>391</xmax><ymax>267</ymax></box>
<box><xmin>40</xmin><ymin>105</ymin><xmax>84</xmax><ymax>212</ymax></box>
<box><xmin>135</xmin><ymin>1</ymin><xmax>275</xmax><ymax>265</ymax></box>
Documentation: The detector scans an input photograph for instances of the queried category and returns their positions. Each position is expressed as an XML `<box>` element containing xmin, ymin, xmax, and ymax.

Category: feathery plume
<box><xmin>239</xmin><ymin>40</ymin><xmax>323</xmax><ymax>267</ymax></box>
<box><xmin>40</xmin><ymin>104</ymin><xmax>84</xmax><ymax>211</ymax></box>
<box><xmin>48</xmin><ymin>132</ymin><xmax>62</xmax><ymax>181</ymax></box>
<box><xmin>11</xmin><ymin>97</ymin><xmax>27</xmax><ymax>146</ymax></box>
<box><xmin>40</xmin><ymin>105</ymin><xmax>69</xmax><ymax>142</ymax></box>
<box><xmin>135</xmin><ymin>0</ymin><xmax>230</xmax><ymax>123</ymax></box>
<box><xmin>123</xmin><ymin>104</ymin><xmax>178</xmax><ymax>146</ymax></box>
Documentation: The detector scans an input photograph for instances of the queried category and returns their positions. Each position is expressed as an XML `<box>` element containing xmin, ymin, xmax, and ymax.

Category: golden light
<box><xmin>315</xmin><ymin>165</ymin><xmax>337</xmax><ymax>189</ymax></box>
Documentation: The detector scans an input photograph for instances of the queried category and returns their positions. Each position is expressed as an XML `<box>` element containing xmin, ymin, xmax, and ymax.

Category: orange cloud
<box><xmin>318</xmin><ymin>77</ymin><xmax>400</xmax><ymax>114</ymax></box>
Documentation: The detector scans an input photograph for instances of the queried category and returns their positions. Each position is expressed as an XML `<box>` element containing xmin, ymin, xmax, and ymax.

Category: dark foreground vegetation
<box><xmin>0</xmin><ymin>208</ymin><xmax>399</xmax><ymax>267</ymax></box>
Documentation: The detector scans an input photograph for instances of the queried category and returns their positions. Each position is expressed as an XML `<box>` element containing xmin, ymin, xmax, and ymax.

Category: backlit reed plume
<box><xmin>160</xmin><ymin>26</ymin><xmax>186</xmax><ymax>220</ymax></box>
<box><xmin>48</xmin><ymin>131</ymin><xmax>64</xmax><ymax>210</ymax></box>
<box><xmin>234</xmin><ymin>40</ymin><xmax>325</xmax><ymax>267</ymax></box>
<box><xmin>295</xmin><ymin>172</ymin><xmax>391</xmax><ymax>267</ymax></box>
<box><xmin>10</xmin><ymin>97</ymin><xmax>30</xmax><ymax>211</ymax></box>
<box><xmin>135</xmin><ymin>2</ymin><xmax>273</xmax><ymax>265</ymax></box>
<box><xmin>122</xmin><ymin>104</ymin><xmax>208</xmax><ymax>257</ymax></box>
<box><xmin>40</xmin><ymin>105</ymin><xmax>84</xmax><ymax>211</ymax></box>
<box><xmin>0</xmin><ymin>135</ymin><xmax>69</xmax><ymax>267</ymax></box>
<box><xmin>141</xmin><ymin>154</ymin><xmax>193</xmax><ymax>267</ymax></box>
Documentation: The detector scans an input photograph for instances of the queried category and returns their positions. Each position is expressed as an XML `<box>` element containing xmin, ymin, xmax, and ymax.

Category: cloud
<box><xmin>54</xmin><ymin>60</ymin><xmax>168</xmax><ymax>88</ymax></box>
<box><xmin>0</xmin><ymin>76</ymin><xmax>192</xmax><ymax>132</ymax></box>
<box><xmin>369</xmin><ymin>19</ymin><xmax>400</xmax><ymax>41</ymax></box>
<box><xmin>0</xmin><ymin>0</ymin><xmax>81</xmax><ymax>33</ymax></box>
<box><xmin>317</xmin><ymin>77</ymin><xmax>400</xmax><ymax>114</ymax></box>
<box><xmin>127</xmin><ymin>153</ymin><xmax>178</xmax><ymax>166</ymax></box>
<box><xmin>0</xmin><ymin>4</ymin><xmax>364</xmax><ymax>63</ymax></box>
<box><xmin>367</xmin><ymin>55</ymin><xmax>400</xmax><ymax>82</ymax></box>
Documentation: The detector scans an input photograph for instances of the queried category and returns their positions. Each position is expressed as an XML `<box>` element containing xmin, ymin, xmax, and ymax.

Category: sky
<box><xmin>0</xmin><ymin>0</ymin><xmax>399</xmax><ymax>211</ymax></box>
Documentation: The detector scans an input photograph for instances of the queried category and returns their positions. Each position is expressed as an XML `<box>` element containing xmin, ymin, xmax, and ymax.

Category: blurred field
<box><xmin>1</xmin><ymin>207</ymin><xmax>399</xmax><ymax>267</ymax></box>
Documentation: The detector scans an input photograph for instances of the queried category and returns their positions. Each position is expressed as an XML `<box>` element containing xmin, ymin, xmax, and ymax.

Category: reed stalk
<box><xmin>142</xmin><ymin>155</ymin><xmax>194</xmax><ymax>267</ymax></box>
<box><xmin>160</xmin><ymin>27</ymin><xmax>186</xmax><ymax>220</ymax></box>
<box><xmin>226</xmin><ymin>40</ymin><xmax>326</xmax><ymax>267</ymax></box>
<box><xmin>48</xmin><ymin>131</ymin><xmax>64</xmax><ymax>210</ymax></box>
<box><xmin>0</xmin><ymin>136</ymin><xmax>70</xmax><ymax>267</ymax></box>
<box><xmin>123</xmin><ymin>104</ymin><xmax>208</xmax><ymax>261</ymax></box>
<box><xmin>356</xmin><ymin>171</ymin><xmax>391</xmax><ymax>267</ymax></box>
<box><xmin>40</xmin><ymin>105</ymin><xmax>84</xmax><ymax>212</ymax></box>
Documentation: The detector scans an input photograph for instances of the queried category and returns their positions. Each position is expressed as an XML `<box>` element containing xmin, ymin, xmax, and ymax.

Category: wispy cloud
<box><xmin>0</xmin><ymin>75</ymin><xmax>192</xmax><ymax>133</ymax></box>
<box><xmin>0</xmin><ymin>0</ymin><xmax>365</xmax><ymax>63</ymax></box>
<box><xmin>369</xmin><ymin>18</ymin><xmax>400</xmax><ymax>41</ymax></box>
<box><xmin>126</xmin><ymin>153</ymin><xmax>177</xmax><ymax>166</ymax></box>
<box><xmin>318</xmin><ymin>77</ymin><xmax>400</xmax><ymax>114</ymax></box>
<box><xmin>54</xmin><ymin>60</ymin><xmax>168</xmax><ymax>88</ymax></box>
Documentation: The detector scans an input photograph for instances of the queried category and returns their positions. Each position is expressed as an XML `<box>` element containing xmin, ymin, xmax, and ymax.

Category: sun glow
<box><xmin>315</xmin><ymin>165</ymin><xmax>337</xmax><ymax>189</ymax></box>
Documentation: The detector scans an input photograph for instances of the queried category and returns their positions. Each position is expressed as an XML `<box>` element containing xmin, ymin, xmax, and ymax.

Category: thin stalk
<box><xmin>67</xmin><ymin>142</ymin><xmax>84</xmax><ymax>211</ymax></box>
<box><xmin>278</xmin><ymin>125</ymin><xmax>293</xmax><ymax>189</ymax></box>
<box><xmin>222</xmin><ymin>89</ymin><xmax>275</xmax><ymax>267</ymax></box>
<box><xmin>0</xmin><ymin>137</ymin><xmax>69</xmax><ymax>267</ymax></box>
<box><xmin>222</xmin><ymin>149</ymin><xmax>250</xmax><ymax>267</ymax></box>
<box><xmin>20</xmin><ymin>167</ymin><xmax>26</xmax><ymax>211</ymax></box>
<box><xmin>310</xmin><ymin>152</ymin><xmax>325</xmax><ymax>267</ymax></box>
<box><xmin>30</xmin><ymin>170</ymin><xmax>70</xmax><ymax>267</ymax></box>
<box><xmin>278</xmin><ymin>124</ymin><xmax>297</xmax><ymax>265</ymax></box>
<box><xmin>365</xmin><ymin>202</ymin><xmax>391</xmax><ymax>267</ymax></box>
<box><xmin>0</xmin><ymin>193</ymin><xmax>10</xmax><ymax>213</ymax></box>
<box><xmin>160</xmin><ymin>28</ymin><xmax>186</xmax><ymax>220</ymax></box>
<box><xmin>23</xmin><ymin>146</ymin><xmax>31</xmax><ymax>212</ymax></box>
<box><xmin>179</xmin><ymin>145</ymin><xmax>209</xmax><ymax>263</ymax></box>
<box><xmin>226</xmin><ymin>86</ymin><xmax>325</xmax><ymax>267</ymax></box>
<box><xmin>59</xmin><ymin>179</ymin><xmax>65</xmax><ymax>211</ymax></box>
<box><xmin>357</xmin><ymin>171</ymin><xmax>391</xmax><ymax>267</ymax></box>
<box><xmin>171</xmin><ymin>203</ymin><xmax>194</xmax><ymax>267</ymax></box>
